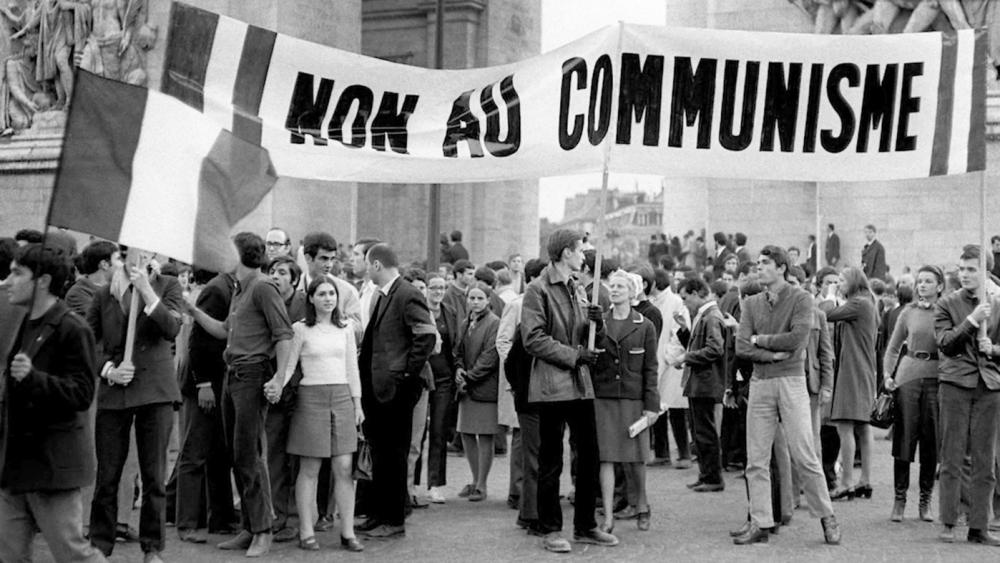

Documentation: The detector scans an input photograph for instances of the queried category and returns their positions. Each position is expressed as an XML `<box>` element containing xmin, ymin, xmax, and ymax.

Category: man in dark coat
<box><xmin>87</xmin><ymin>252</ymin><xmax>183</xmax><ymax>561</ymax></box>
<box><xmin>449</xmin><ymin>230</ymin><xmax>470</xmax><ymax>262</ymax></box>
<box><xmin>825</xmin><ymin>224</ymin><xmax>840</xmax><ymax>267</ymax></box>
<box><xmin>676</xmin><ymin>278</ymin><xmax>726</xmax><ymax>492</ymax></box>
<box><xmin>356</xmin><ymin>243</ymin><xmax>437</xmax><ymax>539</ymax></box>
<box><xmin>861</xmin><ymin>224</ymin><xmax>888</xmax><ymax>281</ymax></box>
<box><xmin>0</xmin><ymin>244</ymin><xmax>106</xmax><ymax>562</ymax></box>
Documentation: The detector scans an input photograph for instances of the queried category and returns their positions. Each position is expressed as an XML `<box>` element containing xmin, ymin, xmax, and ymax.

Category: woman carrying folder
<box><xmin>592</xmin><ymin>271</ymin><xmax>660</xmax><ymax>534</ymax></box>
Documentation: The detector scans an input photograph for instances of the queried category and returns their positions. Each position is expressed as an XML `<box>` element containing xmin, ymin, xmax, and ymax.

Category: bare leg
<box><xmin>632</xmin><ymin>463</ymin><xmax>649</xmax><ymax>510</ymax></box>
<box><xmin>462</xmin><ymin>434</ymin><xmax>479</xmax><ymax>487</ymax></box>
<box><xmin>599</xmin><ymin>463</ymin><xmax>615</xmax><ymax>528</ymax></box>
<box><xmin>476</xmin><ymin>434</ymin><xmax>494</xmax><ymax>492</ymax></box>
<box><xmin>857</xmin><ymin>423</ymin><xmax>874</xmax><ymax>486</ymax></box>
<box><xmin>296</xmin><ymin>457</ymin><xmax>321</xmax><ymax>540</ymax></box>
<box><xmin>331</xmin><ymin>454</ymin><xmax>356</xmax><ymax>539</ymax></box>
<box><xmin>835</xmin><ymin>421</ymin><xmax>856</xmax><ymax>489</ymax></box>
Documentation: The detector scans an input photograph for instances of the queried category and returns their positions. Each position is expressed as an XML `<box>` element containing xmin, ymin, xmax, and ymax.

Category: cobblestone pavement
<box><xmin>31</xmin><ymin>429</ymin><xmax>992</xmax><ymax>561</ymax></box>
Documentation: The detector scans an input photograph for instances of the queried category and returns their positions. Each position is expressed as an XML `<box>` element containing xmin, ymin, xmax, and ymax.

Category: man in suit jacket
<box><xmin>825</xmin><ymin>224</ymin><xmax>840</xmax><ymax>267</ymax></box>
<box><xmin>356</xmin><ymin>243</ymin><xmax>436</xmax><ymax>539</ymax></box>
<box><xmin>676</xmin><ymin>278</ymin><xmax>726</xmax><ymax>492</ymax></box>
<box><xmin>87</xmin><ymin>252</ymin><xmax>183</xmax><ymax>562</ymax></box>
<box><xmin>0</xmin><ymin>244</ymin><xmax>105</xmax><ymax>563</ymax></box>
<box><xmin>861</xmin><ymin>224</ymin><xmax>888</xmax><ymax>281</ymax></box>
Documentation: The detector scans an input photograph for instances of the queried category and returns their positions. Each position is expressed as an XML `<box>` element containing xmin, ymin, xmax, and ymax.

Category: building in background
<box><xmin>557</xmin><ymin>188</ymin><xmax>664</xmax><ymax>266</ymax></box>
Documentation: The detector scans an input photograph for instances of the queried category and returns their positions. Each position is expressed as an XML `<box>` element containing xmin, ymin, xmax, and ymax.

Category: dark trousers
<box><xmin>90</xmin><ymin>403</ymin><xmax>173</xmax><ymax>555</ymax></box>
<box><xmin>721</xmin><ymin>401</ymin><xmax>748</xmax><ymax>468</ymax></box>
<box><xmin>175</xmin><ymin>393</ymin><xmax>236</xmax><ymax>531</ymax></box>
<box><xmin>265</xmin><ymin>403</ymin><xmax>298</xmax><ymax>530</ymax></box>
<box><xmin>363</xmin><ymin>380</ymin><xmax>420</xmax><ymax>527</ymax></box>
<box><xmin>820</xmin><ymin>424</ymin><xmax>840</xmax><ymax>490</ymax></box>
<box><xmin>222</xmin><ymin>363</ymin><xmax>273</xmax><ymax>534</ymax></box>
<box><xmin>690</xmin><ymin>398</ymin><xmax>722</xmax><ymax>485</ymax></box>
<box><xmin>651</xmin><ymin>415</ymin><xmax>670</xmax><ymax>459</ymax></box>
<box><xmin>537</xmin><ymin>400</ymin><xmax>598</xmax><ymax>534</ymax></box>
<box><xmin>669</xmin><ymin>408</ymin><xmax>691</xmax><ymax>459</ymax></box>
<box><xmin>938</xmin><ymin>379</ymin><xmax>1000</xmax><ymax>530</ymax></box>
<box><xmin>427</xmin><ymin>379</ymin><xmax>455</xmax><ymax>488</ymax></box>
<box><xmin>515</xmin><ymin>411</ymin><xmax>540</xmax><ymax>522</ymax></box>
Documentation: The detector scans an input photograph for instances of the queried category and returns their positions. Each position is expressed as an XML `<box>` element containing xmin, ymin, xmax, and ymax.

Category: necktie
<box><xmin>370</xmin><ymin>292</ymin><xmax>383</xmax><ymax>322</ymax></box>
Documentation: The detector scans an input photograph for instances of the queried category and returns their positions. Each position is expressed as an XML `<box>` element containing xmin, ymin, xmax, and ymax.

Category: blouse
<box><xmin>282</xmin><ymin>320</ymin><xmax>361</xmax><ymax>398</ymax></box>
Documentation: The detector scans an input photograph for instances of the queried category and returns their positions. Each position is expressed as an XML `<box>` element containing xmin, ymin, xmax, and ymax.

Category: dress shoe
<box><xmin>674</xmin><ymin>458</ymin><xmax>693</xmax><ymax>469</ymax></box>
<box><xmin>458</xmin><ymin>484</ymin><xmax>475</xmax><ymax>498</ymax></box>
<box><xmin>686</xmin><ymin>480</ymin><xmax>703</xmax><ymax>490</ymax></box>
<box><xmin>115</xmin><ymin>523</ymin><xmax>139</xmax><ymax>543</ymax></box>
<box><xmin>341</xmin><ymin>535</ymin><xmax>365</xmax><ymax>552</ymax></box>
<box><xmin>614</xmin><ymin>505</ymin><xmax>639</xmax><ymax>519</ymax></box>
<box><xmin>409</xmin><ymin>494</ymin><xmax>429</xmax><ymax>509</ymax></box>
<box><xmin>854</xmin><ymin>484</ymin><xmax>873</xmax><ymax>499</ymax></box>
<box><xmin>142</xmin><ymin>552</ymin><xmax>164</xmax><ymax>563</ymax></box>
<box><xmin>208</xmin><ymin>523</ymin><xmax>241</xmax><ymax>535</ymax></box>
<box><xmin>573</xmin><ymin>527</ymin><xmax>619</xmax><ymax>546</ymax></box>
<box><xmin>298</xmin><ymin>536</ymin><xmax>320</xmax><ymax>551</ymax></box>
<box><xmin>890</xmin><ymin>500</ymin><xmax>905</xmax><ymax>522</ymax></box>
<box><xmin>355</xmin><ymin>517</ymin><xmax>381</xmax><ymax>533</ymax></box>
<box><xmin>427</xmin><ymin>487</ymin><xmax>447</xmax><ymax>504</ymax></box>
<box><xmin>543</xmin><ymin>532</ymin><xmax>572</xmax><ymax>553</ymax></box>
<box><xmin>939</xmin><ymin>525</ymin><xmax>956</xmax><ymax>543</ymax></box>
<box><xmin>245</xmin><ymin>532</ymin><xmax>272</xmax><ymax>557</ymax></box>
<box><xmin>821</xmin><ymin>515</ymin><xmax>841</xmax><ymax>545</ymax></box>
<box><xmin>363</xmin><ymin>524</ymin><xmax>405</xmax><ymax>539</ymax></box>
<box><xmin>468</xmin><ymin>488</ymin><xmax>487</xmax><ymax>502</ymax></box>
<box><xmin>177</xmin><ymin>528</ymin><xmax>206</xmax><ymax>544</ymax></box>
<box><xmin>693</xmin><ymin>482</ymin><xmax>724</xmax><ymax>493</ymax></box>
<box><xmin>648</xmin><ymin>457</ymin><xmax>672</xmax><ymax>467</ymax></box>
<box><xmin>968</xmin><ymin>529</ymin><xmax>1000</xmax><ymax>546</ymax></box>
<box><xmin>217</xmin><ymin>530</ymin><xmax>253</xmax><ymax>550</ymax></box>
<box><xmin>315</xmin><ymin>514</ymin><xmax>336</xmax><ymax>532</ymax></box>
<box><xmin>637</xmin><ymin>508</ymin><xmax>651</xmax><ymax>531</ymax></box>
<box><xmin>733</xmin><ymin>523</ymin><xmax>769</xmax><ymax>545</ymax></box>
<box><xmin>273</xmin><ymin>526</ymin><xmax>298</xmax><ymax>543</ymax></box>
<box><xmin>507</xmin><ymin>495</ymin><xmax>520</xmax><ymax>509</ymax></box>
<box><xmin>729</xmin><ymin>520</ymin><xmax>752</xmax><ymax>537</ymax></box>
<box><xmin>830</xmin><ymin>487</ymin><xmax>855</xmax><ymax>501</ymax></box>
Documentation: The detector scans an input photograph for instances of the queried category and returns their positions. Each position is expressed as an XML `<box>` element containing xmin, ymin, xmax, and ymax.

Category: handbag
<box><xmin>352</xmin><ymin>432</ymin><xmax>373</xmax><ymax>481</ymax></box>
<box><xmin>870</xmin><ymin>389</ymin><xmax>895</xmax><ymax>429</ymax></box>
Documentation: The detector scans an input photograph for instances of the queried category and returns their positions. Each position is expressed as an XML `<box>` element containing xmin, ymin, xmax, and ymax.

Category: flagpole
<box><xmin>426</xmin><ymin>0</ymin><xmax>445</xmax><ymax>273</ymax></box>
<box><xmin>119</xmin><ymin>249</ymin><xmax>144</xmax><ymax>372</ymax></box>
<box><xmin>980</xmin><ymin>170</ymin><xmax>988</xmax><ymax>340</ymax></box>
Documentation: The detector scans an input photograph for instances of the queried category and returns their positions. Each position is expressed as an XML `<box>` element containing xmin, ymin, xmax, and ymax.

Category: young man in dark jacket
<box><xmin>0</xmin><ymin>243</ymin><xmax>106</xmax><ymax>562</ymax></box>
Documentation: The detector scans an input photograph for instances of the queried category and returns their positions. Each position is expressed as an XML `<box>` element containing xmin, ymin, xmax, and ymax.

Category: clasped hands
<box><xmin>106</xmin><ymin>363</ymin><xmax>135</xmax><ymax>386</ymax></box>
<box><xmin>263</xmin><ymin>375</ymin><xmax>283</xmax><ymax>404</ymax></box>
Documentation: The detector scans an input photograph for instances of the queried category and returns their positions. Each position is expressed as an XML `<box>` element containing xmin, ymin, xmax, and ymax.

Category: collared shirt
<box><xmin>358</xmin><ymin>278</ymin><xmax>378</xmax><ymax>330</ymax></box>
<box><xmin>379</xmin><ymin>273</ymin><xmax>401</xmax><ymax>296</ymax></box>
<box><xmin>223</xmin><ymin>270</ymin><xmax>293</xmax><ymax>366</ymax></box>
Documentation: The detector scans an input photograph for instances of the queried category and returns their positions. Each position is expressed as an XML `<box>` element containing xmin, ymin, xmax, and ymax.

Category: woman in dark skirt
<box><xmin>454</xmin><ymin>283</ymin><xmax>501</xmax><ymax>502</ymax></box>
<box><xmin>265</xmin><ymin>276</ymin><xmax>364</xmax><ymax>552</ymax></box>
<box><xmin>593</xmin><ymin>271</ymin><xmax>659</xmax><ymax>533</ymax></box>
<box><xmin>883</xmin><ymin>265</ymin><xmax>943</xmax><ymax>522</ymax></box>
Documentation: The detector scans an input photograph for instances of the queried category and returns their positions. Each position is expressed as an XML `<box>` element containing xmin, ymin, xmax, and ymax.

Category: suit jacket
<box><xmin>678</xmin><ymin>303</ymin><xmax>726</xmax><ymax>401</ymax></box>
<box><xmin>591</xmin><ymin>310</ymin><xmax>659</xmax><ymax>411</ymax></box>
<box><xmin>360</xmin><ymin>276</ymin><xmax>436</xmax><ymax>404</ymax></box>
<box><xmin>806</xmin><ymin>308</ymin><xmax>835</xmax><ymax>396</ymax></box>
<box><xmin>88</xmin><ymin>274</ymin><xmax>184</xmax><ymax>409</ymax></box>
<box><xmin>183</xmin><ymin>273</ymin><xmax>236</xmax><ymax>397</ymax></box>
<box><xmin>861</xmin><ymin>239</ymin><xmax>887</xmax><ymax>281</ymax></box>
<box><xmin>1</xmin><ymin>301</ymin><xmax>97</xmax><ymax>493</ymax></box>
<box><xmin>825</xmin><ymin>233</ymin><xmax>840</xmax><ymax>265</ymax></box>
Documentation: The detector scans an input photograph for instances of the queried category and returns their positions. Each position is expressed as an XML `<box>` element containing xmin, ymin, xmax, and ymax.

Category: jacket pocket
<box><xmin>626</xmin><ymin>347</ymin><xmax>645</xmax><ymax>372</ymax></box>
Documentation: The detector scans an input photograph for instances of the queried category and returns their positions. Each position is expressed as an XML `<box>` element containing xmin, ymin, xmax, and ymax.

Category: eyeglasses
<box><xmin>266</xmin><ymin>242</ymin><xmax>288</xmax><ymax>248</ymax></box>
<box><xmin>428</xmin><ymin>285</ymin><xmax>447</xmax><ymax>291</ymax></box>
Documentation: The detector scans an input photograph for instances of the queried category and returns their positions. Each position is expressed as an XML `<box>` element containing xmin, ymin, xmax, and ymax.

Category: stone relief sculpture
<box><xmin>0</xmin><ymin>0</ymin><xmax>154</xmax><ymax>136</ymax></box>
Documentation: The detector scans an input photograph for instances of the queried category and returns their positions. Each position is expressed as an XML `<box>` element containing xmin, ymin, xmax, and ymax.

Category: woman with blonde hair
<box><xmin>821</xmin><ymin>266</ymin><xmax>877</xmax><ymax>501</ymax></box>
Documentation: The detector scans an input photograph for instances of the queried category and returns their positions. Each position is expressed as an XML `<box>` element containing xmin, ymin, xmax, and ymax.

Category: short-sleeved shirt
<box><xmin>223</xmin><ymin>270</ymin><xmax>294</xmax><ymax>366</ymax></box>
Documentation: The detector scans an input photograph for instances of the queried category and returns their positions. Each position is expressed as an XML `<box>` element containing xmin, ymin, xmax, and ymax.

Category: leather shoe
<box><xmin>968</xmin><ymin>530</ymin><xmax>1000</xmax><ymax>546</ymax></box>
<box><xmin>217</xmin><ymin>530</ymin><xmax>253</xmax><ymax>550</ymax></box>
<box><xmin>273</xmin><ymin>526</ymin><xmax>298</xmax><ymax>543</ymax></box>
<box><xmin>315</xmin><ymin>514</ymin><xmax>336</xmax><ymax>532</ymax></box>
<box><xmin>341</xmin><ymin>535</ymin><xmax>365</xmax><ymax>552</ymax></box>
<box><xmin>177</xmin><ymin>528</ymin><xmax>206</xmax><ymax>544</ymax></box>
<box><xmin>573</xmin><ymin>527</ymin><xmax>619</xmax><ymax>546</ymax></box>
<box><xmin>355</xmin><ymin>517</ymin><xmax>381</xmax><ymax>532</ymax></box>
<box><xmin>142</xmin><ymin>552</ymin><xmax>164</xmax><ymax>563</ymax></box>
<box><xmin>729</xmin><ymin>520</ymin><xmax>751</xmax><ymax>537</ymax></box>
<box><xmin>693</xmin><ymin>482</ymin><xmax>724</xmax><ymax>492</ymax></box>
<box><xmin>821</xmin><ymin>515</ymin><xmax>841</xmax><ymax>545</ymax></box>
<box><xmin>939</xmin><ymin>525</ymin><xmax>956</xmax><ymax>543</ymax></box>
<box><xmin>733</xmin><ymin>523</ymin><xmax>769</xmax><ymax>545</ymax></box>
<box><xmin>245</xmin><ymin>532</ymin><xmax>272</xmax><ymax>557</ymax></box>
<box><xmin>362</xmin><ymin>524</ymin><xmax>405</xmax><ymax>539</ymax></box>
<box><xmin>614</xmin><ymin>505</ymin><xmax>639</xmax><ymax>519</ymax></box>
<box><xmin>543</xmin><ymin>532</ymin><xmax>571</xmax><ymax>553</ymax></box>
<box><xmin>686</xmin><ymin>480</ymin><xmax>703</xmax><ymax>490</ymax></box>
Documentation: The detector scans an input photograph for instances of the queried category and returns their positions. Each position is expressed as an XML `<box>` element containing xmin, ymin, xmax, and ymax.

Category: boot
<box><xmin>891</xmin><ymin>499</ymin><xmax>905</xmax><ymax>522</ymax></box>
<box><xmin>919</xmin><ymin>489</ymin><xmax>934</xmax><ymax>522</ymax></box>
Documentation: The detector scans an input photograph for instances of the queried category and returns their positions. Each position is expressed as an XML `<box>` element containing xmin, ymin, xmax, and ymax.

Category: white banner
<box><xmin>163</xmin><ymin>3</ymin><xmax>986</xmax><ymax>184</ymax></box>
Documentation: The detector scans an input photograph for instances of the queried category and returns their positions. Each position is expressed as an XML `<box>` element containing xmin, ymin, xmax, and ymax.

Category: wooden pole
<box><xmin>426</xmin><ymin>0</ymin><xmax>445</xmax><ymax>272</ymax></box>
<box><xmin>980</xmin><ymin>170</ymin><xmax>989</xmax><ymax>339</ymax></box>
<box><xmin>588</xmin><ymin>160</ymin><xmax>610</xmax><ymax>350</ymax></box>
<box><xmin>119</xmin><ymin>249</ymin><xmax>145</xmax><ymax>371</ymax></box>
<box><xmin>816</xmin><ymin>183</ymin><xmax>822</xmax><ymax>276</ymax></box>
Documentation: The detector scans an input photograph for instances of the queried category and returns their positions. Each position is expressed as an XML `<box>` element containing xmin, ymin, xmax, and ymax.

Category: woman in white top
<box><xmin>265</xmin><ymin>275</ymin><xmax>364</xmax><ymax>552</ymax></box>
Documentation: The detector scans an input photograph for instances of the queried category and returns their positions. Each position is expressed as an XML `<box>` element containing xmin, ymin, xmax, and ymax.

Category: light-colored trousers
<box><xmin>407</xmin><ymin>389</ymin><xmax>430</xmax><ymax>496</ymax></box>
<box><xmin>746</xmin><ymin>376</ymin><xmax>834</xmax><ymax>528</ymax></box>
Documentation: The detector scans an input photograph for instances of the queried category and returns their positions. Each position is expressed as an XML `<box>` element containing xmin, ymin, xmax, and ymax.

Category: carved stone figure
<box><xmin>78</xmin><ymin>0</ymin><xmax>155</xmax><ymax>86</ymax></box>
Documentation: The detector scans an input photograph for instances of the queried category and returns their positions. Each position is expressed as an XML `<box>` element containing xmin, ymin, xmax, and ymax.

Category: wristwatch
<box><xmin>750</xmin><ymin>335</ymin><xmax>759</xmax><ymax>347</ymax></box>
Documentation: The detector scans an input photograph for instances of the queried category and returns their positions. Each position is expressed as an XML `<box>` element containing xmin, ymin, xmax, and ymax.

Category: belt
<box><xmin>907</xmin><ymin>350</ymin><xmax>938</xmax><ymax>361</ymax></box>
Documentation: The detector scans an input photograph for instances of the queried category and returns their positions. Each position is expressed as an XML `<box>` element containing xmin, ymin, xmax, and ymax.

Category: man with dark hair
<box><xmin>733</xmin><ymin>245</ymin><xmax>839</xmax><ymax>546</ymax></box>
<box><xmin>86</xmin><ymin>249</ymin><xmax>183</xmax><ymax>562</ymax></box>
<box><xmin>580</xmin><ymin>250</ymin><xmax>612</xmax><ymax>310</ymax></box>
<box><xmin>522</xmin><ymin>229</ymin><xmax>617</xmax><ymax>553</ymax></box>
<box><xmin>935</xmin><ymin>245</ymin><xmax>1000</xmax><ymax>545</ymax></box>
<box><xmin>0</xmin><ymin>244</ymin><xmax>105</xmax><ymax>563</ymax></box>
<box><xmin>175</xmin><ymin>268</ymin><xmax>239</xmax><ymax>545</ymax></box>
<box><xmin>13</xmin><ymin>229</ymin><xmax>44</xmax><ymax>246</ymax></box>
<box><xmin>676</xmin><ymin>278</ymin><xmax>726</xmax><ymax>493</ymax></box>
<box><xmin>990</xmin><ymin>235</ymin><xmax>1000</xmax><ymax>279</ymax></box>
<box><xmin>0</xmin><ymin>238</ymin><xmax>24</xmax><ymax>363</ymax></box>
<box><xmin>734</xmin><ymin>233</ymin><xmax>751</xmax><ymax>266</ymax></box>
<box><xmin>861</xmin><ymin>224</ymin><xmax>887</xmax><ymax>281</ymax></box>
<box><xmin>497</xmin><ymin>258</ymin><xmax>546</xmax><ymax>534</ymax></box>
<box><xmin>299</xmin><ymin>232</ymin><xmax>360</xmax><ymax>325</ymax></box>
<box><xmin>264</xmin><ymin>255</ymin><xmax>307</xmax><ymax>543</ymax></box>
<box><xmin>65</xmin><ymin>241</ymin><xmax>119</xmax><ymax>317</ymax></box>
<box><xmin>825</xmin><ymin>224</ymin><xmax>840</xmax><ymax>267</ymax></box>
<box><xmin>449</xmin><ymin>230</ymin><xmax>469</xmax><ymax>262</ymax></box>
<box><xmin>356</xmin><ymin>243</ymin><xmax>436</xmax><ymax>539</ymax></box>
<box><xmin>185</xmin><ymin>232</ymin><xmax>293</xmax><ymax>557</ymax></box>
<box><xmin>352</xmin><ymin>238</ymin><xmax>382</xmax><ymax>332</ymax></box>
<box><xmin>264</xmin><ymin>228</ymin><xmax>292</xmax><ymax>262</ymax></box>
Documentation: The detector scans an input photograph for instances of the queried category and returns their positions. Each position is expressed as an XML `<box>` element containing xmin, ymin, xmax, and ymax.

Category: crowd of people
<box><xmin>2</xmin><ymin>221</ymin><xmax>1000</xmax><ymax>561</ymax></box>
